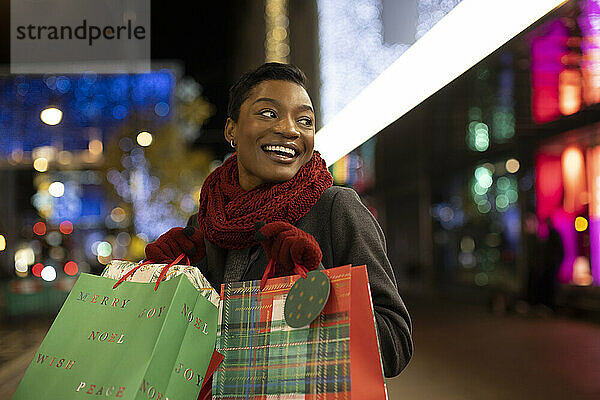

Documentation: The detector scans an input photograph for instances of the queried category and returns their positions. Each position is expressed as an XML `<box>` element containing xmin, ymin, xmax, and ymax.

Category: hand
<box><xmin>254</xmin><ymin>221</ymin><xmax>322</xmax><ymax>279</ymax></box>
<box><xmin>145</xmin><ymin>226</ymin><xmax>205</xmax><ymax>264</ymax></box>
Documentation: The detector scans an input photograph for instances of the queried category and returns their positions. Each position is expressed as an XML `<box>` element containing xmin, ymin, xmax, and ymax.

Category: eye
<box><xmin>298</xmin><ymin>117</ymin><xmax>313</xmax><ymax>127</ymax></box>
<box><xmin>259</xmin><ymin>109</ymin><xmax>277</xmax><ymax>118</ymax></box>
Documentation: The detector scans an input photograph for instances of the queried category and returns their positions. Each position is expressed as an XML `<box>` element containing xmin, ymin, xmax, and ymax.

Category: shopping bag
<box><xmin>13</xmin><ymin>266</ymin><xmax>219</xmax><ymax>400</ymax></box>
<box><xmin>212</xmin><ymin>264</ymin><xmax>387</xmax><ymax>399</ymax></box>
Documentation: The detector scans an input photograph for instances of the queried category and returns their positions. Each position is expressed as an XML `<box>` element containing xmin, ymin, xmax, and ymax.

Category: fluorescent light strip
<box><xmin>315</xmin><ymin>0</ymin><xmax>568</xmax><ymax>166</ymax></box>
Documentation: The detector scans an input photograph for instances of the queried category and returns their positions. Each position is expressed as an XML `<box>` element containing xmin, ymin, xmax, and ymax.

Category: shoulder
<box><xmin>298</xmin><ymin>185</ymin><xmax>369</xmax><ymax>231</ymax></box>
<box><xmin>312</xmin><ymin>185</ymin><xmax>362</xmax><ymax>211</ymax></box>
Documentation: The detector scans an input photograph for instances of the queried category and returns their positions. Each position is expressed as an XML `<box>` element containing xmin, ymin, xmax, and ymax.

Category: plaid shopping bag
<box><xmin>213</xmin><ymin>264</ymin><xmax>387</xmax><ymax>400</ymax></box>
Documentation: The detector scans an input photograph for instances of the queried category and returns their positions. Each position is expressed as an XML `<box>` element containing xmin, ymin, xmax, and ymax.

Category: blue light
<box><xmin>45</xmin><ymin>76</ymin><xmax>57</xmax><ymax>90</ymax></box>
<box><xmin>0</xmin><ymin>71</ymin><xmax>175</xmax><ymax>157</ymax></box>
<box><xmin>154</xmin><ymin>102</ymin><xmax>170</xmax><ymax>117</ymax></box>
<box><xmin>17</xmin><ymin>82</ymin><xmax>29</xmax><ymax>96</ymax></box>
<box><xmin>112</xmin><ymin>105</ymin><xmax>128</xmax><ymax>120</ymax></box>
<box><xmin>56</xmin><ymin>76</ymin><xmax>71</xmax><ymax>93</ymax></box>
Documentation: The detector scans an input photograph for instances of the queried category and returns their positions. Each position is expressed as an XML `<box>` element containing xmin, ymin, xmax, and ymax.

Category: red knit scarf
<box><xmin>197</xmin><ymin>151</ymin><xmax>333</xmax><ymax>249</ymax></box>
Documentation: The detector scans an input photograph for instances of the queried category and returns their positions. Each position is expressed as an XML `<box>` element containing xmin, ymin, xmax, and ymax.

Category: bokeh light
<box><xmin>59</xmin><ymin>220</ymin><xmax>74</xmax><ymax>234</ymax></box>
<box><xmin>110</xmin><ymin>207</ymin><xmax>127</xmax><ymax>223</ymax></box>
<box><xmin>89</xmin><ymin>139</ymin><xmax>103</xmax><ymax>155</ymax></box>
<box><xmin>97</xmin><ymin>241</ymin><xmax>113</xmax><ymax>257</ymax></box>
<box><xmin>137</xmin><ymin>131</ymin><xmax>153</xmax><ymax>146</ymax></box>
<box><xmin>154</xmin><ymin>102</ymin><xmax>170</xmax><ymax>116</ymax></box>
<box><xmin>58</xmin><ymin>151</ymin><xmax>73</xmax><ymax>165</ymax></box>
<box><xmin>475</xmin><ymin>272</ymin><xmax>489</xmax><ymax>286</ymax></box>
<box><xmin>475</xmin><ymin>166</ymin><xmax>493</xmax><ymax>188</ymax></box>
<box><xmin>33</xmin><ymin>222</ymin><xmax>46</xmax><ymax>235</ymax></box>
<box><xmin>496</xmin><ymin>194</ymin><xmax>510</xmax><ymax>210</ymax></box>
<box><xmin>48</xmin><ymin>181</ymin><xmax>65</xmax><ymax>197</ymax></box>
<box><xmin>0</xmin><ymin>234</ymin><xmax>5</xmax><ymax>251</ymax></box>
<box><xmin>64</xmin><ymin>261</ymin><xmax>78</xmax><ymax>276</ymax></box>
<box><xmin>477</xmin><ymin>201</ymin><xmax>492</xmax><ymax>213</ymax></box>
<box><xmin>116</xmin><ymin>232</ymin><xmax>131</xmax><ymax>246</ymax></box>
<box><xmin>506</xmin><ymin>158</ymin><xmax>520</xmax><ymax>173</ymax></box>
<box><xmin>33</xmin><ymin>157</ymin><xmax>49</xmax><ymax>172</ymax></box>
<box><xmin>575</xmin><ymin>216</ymin><xmax>588</xmax><ymax>232</ymax></box>
<box><xmin>40</xmin><ymin>107</ymin><xmax>63</xmax><ymax>125</ymax></box>
<box><xmin>41</xmin><ymin>265</ymin><xmax>57</xmax><ymax>281</ymax></box>
<box><xmin>46</xmin><ymin>231</ymin><xmax>62</xmax><ymax>246</ymax></box>
<box><xmin>32</xmin><ymin>263</ymin><xmax>44</xmax><ymax>277</ymax></box>
<box><xmin>15</xmin><ymin>247</ymin><xmax>35</xmax><ymax>273</ymax></box>
<box><xmin>460</xmin><ymin>237</ymin><xmax>475</xmax><ymax>253</ymax></box>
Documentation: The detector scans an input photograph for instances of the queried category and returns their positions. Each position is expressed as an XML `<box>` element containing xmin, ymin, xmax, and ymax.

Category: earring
<box><xmin>230</xmin><ymin>139</ymin><xmax>236</xmax><ymax>148</ymax></box>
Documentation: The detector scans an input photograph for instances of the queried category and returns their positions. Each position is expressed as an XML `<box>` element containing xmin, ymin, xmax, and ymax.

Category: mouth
<box><xmin>261</xmin><ymin>144</ymin><xmax>300</xmax><ymax>163</ymax></box>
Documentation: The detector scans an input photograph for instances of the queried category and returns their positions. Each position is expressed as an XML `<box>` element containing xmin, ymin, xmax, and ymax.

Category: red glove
<box><xmin>254</xmin><ymin>221</ymin><xmax>322</xmax><ymax>283</ymax></box>
<box><xmin>145</xmin><ymin>226</ymin><xmax>205</xmax><ymax>264</ymax></box>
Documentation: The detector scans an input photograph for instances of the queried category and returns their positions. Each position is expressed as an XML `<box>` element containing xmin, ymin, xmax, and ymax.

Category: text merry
<box><xmin>77</xmin><ymin>292</ymin><xmax>131</xmax><ymax>308</ymax></box>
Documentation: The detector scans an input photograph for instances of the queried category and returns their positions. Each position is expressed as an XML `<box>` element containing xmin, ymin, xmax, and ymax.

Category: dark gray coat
<box><xmin>188</xmin><ymin>185</ymin><xmax>413</xmax><ymax>377</ymax></box>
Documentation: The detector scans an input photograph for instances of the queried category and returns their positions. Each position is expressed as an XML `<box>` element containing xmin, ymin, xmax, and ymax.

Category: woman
<box><xmin>146</xmin><ymin>63</ymin><xmax>413</xmax><ymax>377</ymax></box>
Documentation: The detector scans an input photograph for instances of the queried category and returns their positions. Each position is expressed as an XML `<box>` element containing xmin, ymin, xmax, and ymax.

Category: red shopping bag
<box><xmin>350</xmin><ymin>265</ymin><xmax>387</xmax><ymax>399</ymax></box>
<box><xmin>212</xmin><ymin>264</ymin><xmax>387</xmax><ymax>399</ymax></box>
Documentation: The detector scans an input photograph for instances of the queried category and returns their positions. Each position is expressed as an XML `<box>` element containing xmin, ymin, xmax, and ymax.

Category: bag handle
<box><xmin>112</xmin><ymin>253</ymin><xmax>190</xmax><ymax>290</ymax></box>
<box><xmin>259</xmin><ymin>260</ymin><xmax>309</xmax><ymax>290</ymax></box>
<box><xmin>154</xmin><ymin>253</ymin><xmax>187</xmax><ymax>291</ymax></box>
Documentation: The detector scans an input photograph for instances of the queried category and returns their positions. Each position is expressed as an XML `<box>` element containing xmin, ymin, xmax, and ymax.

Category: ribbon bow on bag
<box><xmin>254</xmin><ymin>221</ymin><xmax>323</xmax><ymax>289</ymax></box>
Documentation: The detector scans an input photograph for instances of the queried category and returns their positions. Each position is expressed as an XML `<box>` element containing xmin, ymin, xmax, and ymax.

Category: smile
<box><xmin>261</xmin><ymin>144</ymin><xmax>298</xmax><ymax>161</ymax></box>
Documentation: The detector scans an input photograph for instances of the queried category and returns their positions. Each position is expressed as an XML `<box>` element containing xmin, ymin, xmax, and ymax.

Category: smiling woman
<box><xmin>145</xmin><ymin>63</ymin><xmax>413</xmax><ymax>379</ymax></box>
<box><xmin>225</xmin><ymin>79</ymin><xmax>315</xmax><ymax>189</ymax></box>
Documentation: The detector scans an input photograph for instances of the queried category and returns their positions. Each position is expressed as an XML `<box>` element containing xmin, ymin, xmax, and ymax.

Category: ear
<box><xmin>224</xmin><ymin>118</ymin><xmax>236</xmax><ymax>143</ymax></box>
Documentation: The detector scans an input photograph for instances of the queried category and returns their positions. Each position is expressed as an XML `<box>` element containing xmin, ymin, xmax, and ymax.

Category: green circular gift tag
<box><xmin>284</xmin><ymin>270</ymin><xmax>330</xmax><ymax>328</ymax></box>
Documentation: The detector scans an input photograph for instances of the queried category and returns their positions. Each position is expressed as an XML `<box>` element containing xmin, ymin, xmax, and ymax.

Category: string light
<box><xmin>315</xmin><ymin>0</ymin><xmax>568</xmax><ymax>165</ymax></box>
<box><xmin>264</xmin><ymin>0</ymin><xmax>290</xmax><ymax>63</ymax></box>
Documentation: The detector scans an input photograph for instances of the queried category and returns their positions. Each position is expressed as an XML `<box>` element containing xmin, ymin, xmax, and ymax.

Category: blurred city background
<box><xmin>1</xmin><ymin>0</ymin><xmax>600</xmax><ymax>399</ymax></box>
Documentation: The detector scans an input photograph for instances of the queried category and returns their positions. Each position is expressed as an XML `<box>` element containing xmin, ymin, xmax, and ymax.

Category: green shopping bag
<box><xmin>13</xmin><ymin>271</ymin><xmax>218</xmax><ymax>400</ymax></box>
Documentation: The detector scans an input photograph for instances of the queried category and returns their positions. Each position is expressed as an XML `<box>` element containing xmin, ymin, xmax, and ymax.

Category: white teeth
<box><xmin>263</xmin><ymin>145</ymin><xmax>296</xmax><ymax>157</ymax></box>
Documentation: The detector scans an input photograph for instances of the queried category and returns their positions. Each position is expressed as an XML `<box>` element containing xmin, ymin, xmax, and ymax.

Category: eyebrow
<box><xmin>253</xmin><ymin>97</ymin><xmax>314</xmax><ymax>114</ymax></box>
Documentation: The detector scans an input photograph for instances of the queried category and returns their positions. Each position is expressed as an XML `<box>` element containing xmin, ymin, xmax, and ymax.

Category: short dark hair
<box><xmin>227</xmin><ymin>62</ymin><xmax>308</xmax><ymax>122</ymax></box>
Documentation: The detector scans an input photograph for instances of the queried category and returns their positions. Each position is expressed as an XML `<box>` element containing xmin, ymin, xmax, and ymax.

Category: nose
<box><xmin>276</xmin><ymin>114</ymin><xmax>300</xmax><ymax>138</ymax></box>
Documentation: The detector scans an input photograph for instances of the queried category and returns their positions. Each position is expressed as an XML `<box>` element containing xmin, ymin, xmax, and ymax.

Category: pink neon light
<box><xmin>531</xmin><ymin>20</ymin><xmax>568</xmax><ymax>123</ymax></box>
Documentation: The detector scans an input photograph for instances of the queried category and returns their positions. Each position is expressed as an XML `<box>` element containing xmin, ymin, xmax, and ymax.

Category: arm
<box><xmin>329</xmin><ymin>188</ymin><xmax>413</xmax><ymax>377</ymax></box>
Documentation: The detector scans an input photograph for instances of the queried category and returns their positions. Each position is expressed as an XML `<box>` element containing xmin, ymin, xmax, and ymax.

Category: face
<box><xmin>225</xmin><ymin>80</ymin><xmax>316</xmax><ymax>190</ymax></box>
